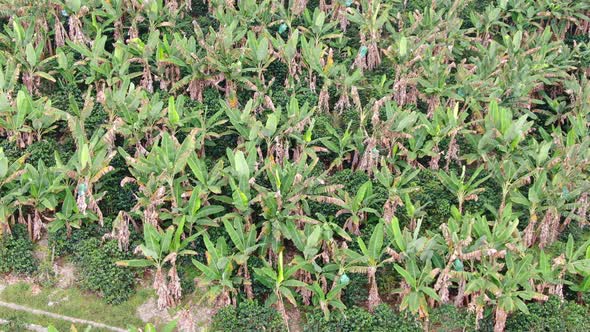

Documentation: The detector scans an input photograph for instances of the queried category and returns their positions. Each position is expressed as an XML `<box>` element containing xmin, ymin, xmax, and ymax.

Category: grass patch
<box><xmin>0</xmin><ymin>282</ymin><xmax>151</xmax><ymax>329</ymax></box>
<box><xmin>0</xmin><ymin>307</ymin><xmax>96</xmax><ymax>332</ymax></box>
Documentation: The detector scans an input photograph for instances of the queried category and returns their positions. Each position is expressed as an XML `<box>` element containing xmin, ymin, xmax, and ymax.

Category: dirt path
<box><xmin>0</xmin><ymin>301</ymin><xmax>127</xmax><ymax>332</ymax></box>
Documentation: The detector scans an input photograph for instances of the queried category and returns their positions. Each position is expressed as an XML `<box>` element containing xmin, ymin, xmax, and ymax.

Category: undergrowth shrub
<box><xmin>303</xmin><ymin>304</ymin><xmax>421</xmax><ymax>332</ymax></box>
<box><xmin>210</xmin><ymin>300</ymin><xmax>284</xmax><ymax>332</ymax></box>
<box><xmin>341</xmin><ymin>273</ymin><xmax>368</xmax><ymax>308</ymax></box>
<box><xmin>25</xmin><ymin>139</ymin><xmax>60</xmax><ymax>167</ymax></box>
<box><xmin>504</xmin><ymin>296</ymin><xmax>590</xmax><ymax>332</ymax></box>
<box><xmin>48</xmin><ymin>221</ymin><xmax>110</xmax><ymax>256</ymax></box>
<box><xmin>71</xmin><ymin>238</ymin><xmax>136</xmax><ymax>304</ymax></box>
<box><xmin>410</xmin><ymin>170</ymin><xmax>454</xmax><ymax>231</ymax></box>
<box><xmin>0</xmin><ymin>224</ymin><xmax>37</xmax><ymax>274</ymax></box>
<box><xmin>429</xmin><ymin>304</ymin><xmax>475</xmax><ymax>332</ymax></box>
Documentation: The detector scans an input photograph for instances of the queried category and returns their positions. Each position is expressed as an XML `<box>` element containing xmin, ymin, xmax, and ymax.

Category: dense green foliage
<box><xmin>71</xmin><ymin>238</ymin><xmax>136</xmax><ymax>304</ymax></box>
<box><xmin>211</xmin><ymin>300</ymin><xmax>285</xmax><ymax>332</ymax></box>
<box><xmin>503</xmin><ymin>296</ymin><xmax>590</xmax><ymax>332</ymax></box>
<box><xmin>304</xmin><ymin>304</ymin><xmax>421</xmax><ymax>332</ymax></box>
<box><xmin>0</xmin><ymin>224</ymin><xmax>37</xmax><ymax>274</ymax></box>
<box><xmin>0</xmin><ymin>0</ymin><xmax>589</xmax><ymax>331</ymax></box>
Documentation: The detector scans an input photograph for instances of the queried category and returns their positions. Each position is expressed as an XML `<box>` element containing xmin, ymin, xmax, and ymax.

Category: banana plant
<box><xmin>299</xmin><ymin>8</ymin><xmax>342</xmax><ymax>45</ymax></box>
<box><xmin>187</xmin><ymin>108</ymin><xmax>230</xmax><ymax>158</ymax></box>
<box><xmin>434</xmin><ymin>207</ymin><xmax>475</xmax><ymax>306</ymax></box>
<box><xmin>118</xmin><ymin>130</ymin><xmax>197</xmax><ymax>224</ymax></box>
<box><xmin>282</xmin><ymin>220</ymin><xmax>323</xmax><ymax>304</ymax></box>
<box><xmin>394</xmin><ymin>258</ymin><xmax>440</xmax><ymax>319</ymax></box>
<box><xmin>186</xmin><ymin>153</ymin><xmax>225</xmax><ymax>204</ymax></box>
<box><xmin>476</xmin><ymin>101</ymin><xmax>535</xmax><ymax>159</ymax></box>
<box><xmin>254</xmin><ymin>251</ymin><xmax>306</xmax><ymax>331</ymax></box>
<box><xmin>385</xmin><ymin>216</ymin><xmax>439</xmax><ymax>265</ymax></box>
<box><xmin>192</xmin><ymin>233</ymin><xmax>240</xmax><ymax>308</ymax></box>
<box><xmin>467</xmin><ymin>254</ymin><xmax>546</xmax><ymax>332</ymax></box>
<box><xmin>554</xmin><ymin>235</ymin><xmax>590</xmax><ymax>299</ymax></box>
<box><xmin>344</xmin><ymin>222</ymin><xmax>399</xmax><ymax>312</ymax></box>
<box><xmin>49</xmin><ymin>189</ymin><xmax>95</xmax><ymax>237</ymax></box>
<box><xmin>438</xmin><ymin>165</ymin><xmax>491</xmax><ymax>214</ymax></box>
<box><xmin>223</xmin><ymin>215</ymin><xmax>261</xmax><ymax>299</ymax></box>
<box><xmin>243</xmin><ymin>31</ymin><xmax>275</xmax><ymax>82</ymax></box>
<box><xmin>18</xmin><ymin>160</ymin><xmax>67</xmax><ymax>241</ymax></box>
<box><xmin>488</xmin><ymin>158</ymin><xmax>531</xmax><ymax>217</ymax></box>
<box><xmin>253</xmin><ymin>153</ymin><xmax>333</xmax><ymax>255</ymax></box>
<box><xmin>5</xmin><ymin>18</ymin><xmax>56</xmax><ymax>94</ymax></box>
<box><xmin>305</xmin><ymin>281</ymin><xmax>347</xmax><ymax>321</ymax></box>
<box><xmin>333</xmin><ymin>180</ymin><xmax>380</xmax><ymax>235</ymax></box>
<box><xmin>0</xmin><ymin>148</ymin><xmax>27</xmax><ymax>236</ymax></box>
<box><xmin>320</xmin><ymin>121</ymin><xmax>356</xmax><ymax>171</ymax></box>
<box><xmin>270</xmin><ymin>29</ymin><xmax>300</xmax><ymax>88</ymax></box>
<box><xmin>223</xmin><ymin>148</ymin><xmax>257</xmax><ymax>222</ymax></box>
<box><xmin>510</xmin><ymin>171</ymin><xmax>548</xmax><ymax>247</ymax></box>
<box><xmin>346</xmin><ymin>0</ymin><xmax>391</xmax><ymax>70</ymax></box>
<box><xmin>0</xmin><ymin>89</ymin><xmax>60</xmax><ymax>148</ymax></box>
<box><xmin>118</xmin><ymin>218</ymin><xmax>198</xmax><ymax>309</ymax></box>
<box><xmin>374</xmin><ymin>164</ymin><xmax>420</xmax><ymax>221</ymax></box>
<box><xmin>535</xmin><ymin>250</ymin><xmax>565</xmax><ymax>297</ymax></box>
<box><xmin>166</xmin><ymin>186</ymin><xmax>224</xmax><ymax>235</ymax></box>
<box><xmin>55</xmin><ymin>124</ymin><xmax>116</xmax><ymax>226</ymax></box>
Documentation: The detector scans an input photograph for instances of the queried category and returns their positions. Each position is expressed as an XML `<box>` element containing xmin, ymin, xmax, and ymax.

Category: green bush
<box><xmin>429</xmin><ymin>304</ymin><xmax>475</xmax><ymax>332</ymax></box>
<box><xmin>210</xmin><ymin>300</ymin><xmax>285</xmax><ymax>332</ymax></box>
<box><xmin>505</xmin><ymin>296</ymin><xmax>590</xmax><ymax>332</ymax></box>
<box><xmin>372</xmin><ymin>304</ymin><xmax>422</xmax><ymax>332</ymax></box>
<box><xmin>303</xmin><ymin>304</ymin><xmax>420</xmax><ymax>332</ymax></box>
<box><xmin>99</xmin><ymin>154</ymin><xmax>138</xmax><ymax>218</ymax></box>
<box><xmin>0</xmin><ymin>224</ymin><xmax>37</xmax><ymax>274</ymax></box>
<box><xmin>25</xmin><ymin>139</ymin><xmax>60</xmax><ymax>167</ymax></box>
<box><xmin>48</xmin><ymin>221</ymin><xmax>110</xmax><ymax>257</ymax></box>
<box><xmin>71</xmin><ymin>238</ymin><xmax>136</xmax><ymax>304</ymax></box>
<box><xmin>341</xmin><ymin>273</ymin><xmax>368</xmax><ymax>308</ymax></box>
<box><xmin>410</xmin><ymin>170</ymin><xmax>454</xmax><ymax>231</ymax></box>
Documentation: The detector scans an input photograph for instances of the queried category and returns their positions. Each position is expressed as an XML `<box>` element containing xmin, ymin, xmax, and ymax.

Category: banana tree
<box><xmin>344</xmin><ymin>222</ymin><xmax>400</xmax><ymax>312</ymax></box>
<box><xmin>254</xmin><ymin>251</ymin><xmax>306</xmax><ymax>332</ymax></box>
<box><xmin>169</xmin><ymin>30</ymin><xmax>222</xmax><ymax>102</ymax></box>
<box><xmin>270</xmin><ymin>29</ymin><xmax>300</xmax><ymax>88</ymax></box>
<box><xmin>192</xmin><ymin>233</ymin><xmax>240</xmax><ymax>308</ymax></box>
<box><xmin>346</xmin><ymin>0</ymin><xmax>390</xmax><ymax>70</ymax></box>
<box><xmin>223</xmin><ymin>215</ymin><xmax>261</xmax><ymax>299</ymax></box>
<box><xmin>55</xmin><ymin>124</ymin><xmax>116</xmax><ymax>226</ymax></box>
<box><xmin>306</xmin><ymin>281</ymin><xmax>347</xmax><ymax>320</ymax></box>
<box><xmin>488</xmin><ymin>158</ymin><xmax>531</xmax><ymax>217</ymax></box>
<box><xmin>553</xmin><ymin>235</ymin><xmax>590</xmax><ymax>300</ymax></box>
<box><xmin>49</xmin><ymin>189</ymin><xmax>95</xmax><ymax>237</ymax></box>
<box><xmin>186</xmin><ymin>153</ymin><xmax>225</xmax><ymax>205</ymax></box>
<box><xmin>434</xmin><ymin>207</ymin><xmax>474</xmax><ymax>306</ymax></box>
<box><xmin>438</xmin><ymin>165</ymin><xmax>491</xmax><ymax>214</ymax></box>
<box><xmin>18</xmin><ymin>160</ymin><xmax>66</xmax><ymax>241</ymax></box>
<box><xmin>223</xmin><ymin>148</ymin><xmax>257</xmax><ymax>224</ymax></box>
<box><xmin>332</xmin><ymin>180</ymin><xmax>380</xmax><ymax>235</ymax></box>
<box><xmin>167</xmin><ymin>186</ymin><xmax>224</xmax><ymax>235</ymax></box>
<box><xmin>118</xmin><ymin>130</ymin><xmax>197</xmax><ymax>225</ymax></box>
<box><xmin>394</xmin><ymin>258</ymin><xmax>440</xmax><ymax>319</ymax></box>
<box><xmin>252</xmin><ymin>153</ymin><xmax>336</xmax><ymax>256</ymax></box>
<box><xmin>467</xmin><ymin>254</ymin><xmax>546</xmax><ymax>332</ymax></box>
<box><xmin>282</xmin><ymin>221</ymin><xmax>323</xmax><ymax>304</ymax></box>
<box><xmin>0</xmin><ymin>89</ymin><xmax>60</xmax><ymax>148</ymax></box>
<box><xmin>320</xmin><ymin>121</ymin><xmax>356</xmax><ymax>171</ymax></box>
<box><xmin>5</xmin><ymin>18</ymin><xmax>56</xmax><ymax>94</ymax></box>
<box><xmin>118</xmin><ymin>218</ymin><xmax>198</xmax><ymax>309</ymax></box>
<box><xmin>0</xmin><ymin>148</ymin><xmax>26</xmax><ymax>235</ymax></box>
<box><xmin>510</xmin><ymin>171</ymin><xmax>548</xmax><ymax>247</ymax></box>
<box><xmin>373</xmin><ymin>164</ymin><xmax>419</xmax><ymax>222</ymax></box>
